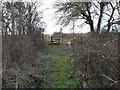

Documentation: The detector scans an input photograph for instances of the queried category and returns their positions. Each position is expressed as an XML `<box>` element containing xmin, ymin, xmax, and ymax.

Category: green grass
<box><xmin>42</xmin><ymin>45</ymin><xmax>79</xmax><ymax>88</ymax></box>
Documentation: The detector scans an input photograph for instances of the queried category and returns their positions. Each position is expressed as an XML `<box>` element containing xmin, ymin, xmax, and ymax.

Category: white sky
<box><xmin>41</xmin><ymin>0</ymin><xmax>90</xmax><ymax>34</ymax></box>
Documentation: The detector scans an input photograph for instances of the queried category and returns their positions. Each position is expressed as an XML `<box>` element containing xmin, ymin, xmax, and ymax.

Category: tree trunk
<box><xmin>96</xmin><ymin>3</ymin><xmax>105</xmax><ymax>33</ymax></box>
<box><xmin>11</xmin><ymin>14</ymin><xmax>15</xmax><ymax>35</ymax></box>
<box><xmin>107</xmin><ymin>4</ymin><xmax>115</xmax><ymax>32</ymax></box>
<box><xmin>89</xmin><ymin>20</ymin><xmax>94</xmax><ymax>33</ymax></box>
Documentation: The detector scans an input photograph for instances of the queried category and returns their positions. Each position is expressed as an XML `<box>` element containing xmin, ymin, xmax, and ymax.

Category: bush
<box><xmin>70</xmin><ymin>32</ymin><xmax>119</xmax><ymax>88</ymax></box>
<box><xmin>2</xmin><ymin>35</ymin><xmax>45</xmax><ymax>88</ymax></box>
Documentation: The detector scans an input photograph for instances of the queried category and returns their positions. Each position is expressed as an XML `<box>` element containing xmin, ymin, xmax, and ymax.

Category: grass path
<box><xmin>43</xmin><ymin>45</ymin><xmax>78</xmax><ymax>88</ymax></box>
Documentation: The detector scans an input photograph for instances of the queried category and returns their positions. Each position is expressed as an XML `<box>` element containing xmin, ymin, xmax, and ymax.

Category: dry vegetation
<box><xmin>2</xmin><ymin>34</ymin><xmax>45</xmax><ymax>88</ymax></box>
<box><xmin>1</xmin><ymin>1</ymin><xmax>46</xmax><ymax>88</ymax></box>
<box><xmin>70</xmin><ymin>32</ymin><xmax>120</xmax><ymax>88</ymax></box>
<box><xmin>1</xmin><ymin>1</ymin><xmax>120</xmax><ymax>88</ymax></box>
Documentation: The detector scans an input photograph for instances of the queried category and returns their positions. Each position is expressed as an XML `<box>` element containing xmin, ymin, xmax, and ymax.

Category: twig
<box><xmin>16</xmin><ymin>81</ymin><xmax>19</xmax><ymax>90</ymax></box>
<box><xmin>103</xmin><ymin>38</ymin><xmax>118</xmax><ymax>46</ymax></box>
<box><xmin>101</xmin><ymin>74</ymin><xmax>119</xmax><ymax>83</ymax></box>
<box><xmin>16</xmin><ymin>74</ymin><xmax>19</xmax><ymax>90</ymax></box>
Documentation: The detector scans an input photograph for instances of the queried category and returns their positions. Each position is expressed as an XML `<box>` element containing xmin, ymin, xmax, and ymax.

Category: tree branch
<box><xmin>101</xmin><ymin>74</ymin><xmax>120</xmax><ymax>84</ymax></box>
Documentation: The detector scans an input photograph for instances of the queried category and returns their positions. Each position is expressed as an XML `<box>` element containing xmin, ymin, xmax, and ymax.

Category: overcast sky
<box><xmin>41</xmin><ymin>0</ymin><xmax>90</xmax><ymax>34</ymax></box>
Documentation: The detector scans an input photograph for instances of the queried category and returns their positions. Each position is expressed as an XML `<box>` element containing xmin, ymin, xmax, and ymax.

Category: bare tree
<box><xmin>1</xmin><ymin>1</ymin><xmax>45</xmax><ymax>36</ymax></box>
<box><xmin>96</xmin><ymin>2</ymin><xmax>109</xmax><ymax>33</ymax></box>
<box><xmin>106</xmin><ymin>2</ymin><xmax>118</xmax><ymax>32</ymax></box>
<box><xmin>54</xmin><ymin>1</ymin><xmax>119</xmax><ymax>34</ymax></box>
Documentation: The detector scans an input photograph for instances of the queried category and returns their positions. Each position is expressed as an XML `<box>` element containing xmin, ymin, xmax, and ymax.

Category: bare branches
<box><xmin>54</xmin><ymin>1</ymin><xmax>119</xmax><ymax>34</ymax></box>
<box><xmin>54</xmin><ymin>2</ymin><xmax>96</xmax><ymax>32</ymax></box>
<box><xmin>103</xmin><ymin>38</ymin><xmax>118</xmax><ymax>46</ymax></box>
<box><xmin>1</xmin><ymin>1</ymin><xmax>45</xmax><ymax>35</ymax></box>
<box><xmin>101</xmin><ymin>74</ymin><xmax>120</xmax><ymax>84</ymax></box>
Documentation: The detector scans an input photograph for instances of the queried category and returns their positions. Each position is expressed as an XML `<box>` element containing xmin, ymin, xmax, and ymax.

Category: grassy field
<box><xmin>42</xmin><ymin>45</ymin><xmax>79</xmax><ymax>88</ymax></box>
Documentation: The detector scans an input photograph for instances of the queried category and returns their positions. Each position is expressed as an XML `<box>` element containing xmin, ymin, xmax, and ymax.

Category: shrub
<box><xmin>70</xmin><ymin>32</ymin><xmax>119</xmax><ymax>88</ymax></box>
<box><xmin>2</xmin><ymin>35</ymin><xmax>45</xmax><ymax>88</ymax></box>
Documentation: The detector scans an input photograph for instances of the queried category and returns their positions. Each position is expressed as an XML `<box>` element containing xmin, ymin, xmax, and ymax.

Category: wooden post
<box><xmin>60</xmin><ymin>28</ymin><xmax>63</xmax><ymax>44</ymax></box>
<box><xmin>51</xmin><ymin>36</ymin><xmax>53</xmax><ymax>44</ymax></box>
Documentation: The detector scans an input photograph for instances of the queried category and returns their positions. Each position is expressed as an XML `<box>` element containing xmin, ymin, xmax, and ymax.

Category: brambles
<box><xmin>70</xmin><ymin>32</ymin><xmax>119</xmax><ymax>88</ymax></box>
<box><xmin>1</xmin><ymin>1</ymin><xmax>46</xmax><ymax>88</ymax></box>
<box><xmin>2</xmin><ymin>35</ymin><xmax>46</xmax><ymax>88</ymax></box>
